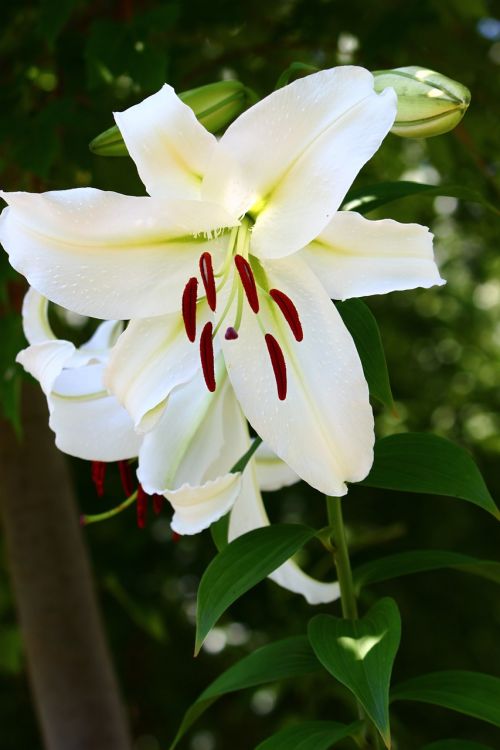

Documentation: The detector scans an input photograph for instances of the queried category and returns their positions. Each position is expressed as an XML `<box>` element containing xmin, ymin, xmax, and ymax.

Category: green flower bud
<box><xmin>372</xmin><ymin>66</ymin><xmax>471</xmax><ymax>138</ymax></box>
<box><xmin>89</xmin><ymin>80</ymin><xmax>257</xmax><ymax>156</ymax></box>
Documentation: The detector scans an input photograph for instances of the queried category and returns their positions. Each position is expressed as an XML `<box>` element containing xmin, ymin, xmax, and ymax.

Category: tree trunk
<box><xmin>0</xmin><ymin>384</ymin><xmax>132</xmax><ymax>750</ymax></box>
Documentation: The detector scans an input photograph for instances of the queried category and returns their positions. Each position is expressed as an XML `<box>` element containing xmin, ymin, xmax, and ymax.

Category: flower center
<box><xmin>180</xmin><ymin>223</ymin><xmax>303</xmax><ymax>400</ymax></box>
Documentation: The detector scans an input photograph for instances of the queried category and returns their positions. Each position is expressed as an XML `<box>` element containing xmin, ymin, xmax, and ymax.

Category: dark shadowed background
<box><xmin>0</xmin><ymin>1</ymin><xmax>499</xmax><ymax>748</ymax></box>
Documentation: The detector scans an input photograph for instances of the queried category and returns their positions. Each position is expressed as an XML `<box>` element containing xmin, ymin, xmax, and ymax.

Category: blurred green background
<box><xmin>0</xmin><ymin>0</ymin><xmax>499</xmax><ymax>748</ymax></box>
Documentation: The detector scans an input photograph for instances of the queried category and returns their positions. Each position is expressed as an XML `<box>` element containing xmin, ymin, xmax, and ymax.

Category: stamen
<box><xmin>152</xmin><ymin>494</ymin><xmax>164</xmax><ymax>515</ymax></box>
<box><xmin>199</xmin><ymin>252</ymin><xmax>217</xmax><ymax>311</ymax></box>
<box><xmin>234</xmin><ymin>254</ymin><xmax>259</xmax><ymax>313</ymax></box>
<box><xmin>265</xmin><ymin>333</ymin><xmax>287</xmax><ymax>400</ymax></box>
<box><xmin>200</xmin><ymin>321</ymin><xmax>216</xmax><ymax>392</ymax></box>
<box><xmin>182</xmin><ymin>277</ymin><xmax>198</xmax><ymax>342</ymax></box>
<box><xmin>118</xmin><ymin>460</ymin><xmax>135</xmax><ymax>497</ymax></box>
<box><xmin>91</xmin><ymin>461</ymin><xmax>106</xmax><ymax>497</ymax></box>
<box><xmin>224</xmin><ymin>326</ymin><xmax>239</xmax><ymax>340</ymax></box>
<box><xmin>137</xmin><ymin>485</ymin><xmax>148</xmax><ymax>529</ymax></box>
<box><xmin>172</xmin><ymin>531</ymin><xmax>181</xmax><ymax>543</ymax></box>
<box><xmin>269</xmin><ymin>289</ymin><xmax>303</xmax><ymax>342</ymax></box>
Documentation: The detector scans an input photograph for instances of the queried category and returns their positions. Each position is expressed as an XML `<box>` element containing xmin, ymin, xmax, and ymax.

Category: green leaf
<box><xmin>196</xmin><ymin>525</ymin><xmax>315</xmax><ymax>654</ymax></box>
<box><xmin>169</xmin><ymin>636</ymin><xmax>320</xmax><ymax>749</ymax></box>
<box><xmin>275</xmin><ymin>61</ymin><xmax>319</xmax><ymax>89</ymax></box>
<box><xmin>342</xmin><ymin>181</ymin><xmax>500</xmax><ymax>216</ymax></box>
<box><xmin>308</xmin><ymin>598</ymin><xmax>401</xmax><ymax>748</ymax></box>
<box><xmin>421</xmin><ymin>742</ymin><xmax>494</xmax><ymax>750</ymax></box>
<box><xmin>255</xmin><ymin>720</ymin><xmax>363</xmax><ymax>750</ymax></box>
<box><xmin>358</xmin><ymin>433</ymin><xmax>498</xmax><ymax>519</ymax></box>
<box><xmin>336</xmin><ymin>299</ymin><xmax>393</xmax><ymax>409</ymax></box>
<box><xmin>392</xmin><ymin>671</ymin><xmax>500</xmax><ymax>727</ymax></box>
<box><xmin>353</xmin><ymin>550</ymin><xmax>500</xmax><ymax>593</ymax></box>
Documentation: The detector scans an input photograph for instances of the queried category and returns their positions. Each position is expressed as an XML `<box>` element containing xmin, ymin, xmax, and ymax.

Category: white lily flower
<box><xmin>0</xmin><ymin>66</ymin><xmax>444</xmax><ymax>498</ymax></box>
<box><xmin>17</xmin><ymin>293</ymin><xmax>338</xmax><ymax>603</ymax></box>
<box><xmin>136</xmin><ymin>360</ymin><xmax>339</xmax><ymax>604</ymax></box>
<box><xmin>16</xmin><ymin>288</ymin><xmax>142</xmax><ymax>462</ymax></box>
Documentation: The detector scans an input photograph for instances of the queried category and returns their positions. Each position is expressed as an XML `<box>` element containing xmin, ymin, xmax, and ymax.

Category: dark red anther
<box><xmin>118</xmin><ymin>460</ymin><xmax>135</xmax><ymax>497</ymax></box>
<box><xmin>172</xmin><ymin>531</ymin><xmax>181</xmax><ymax>543</ymax></box>
<box><xmin>234</xmin><ymin>254</ymin><xmax>259</xmax><ymax>313</ymax></box>
<box><xmin>137</xmin><ymin>484</ymin><xmax>148</xmax><ymax>529</ymax></box>
<box><xmin>224</xmin><ymin>326</ymin><xmax>239</xmax><ymax>340</ymax></box>
<box><xmin>199</xmin><ymin>252</ymin><xmax>217</xmax><ymax>311</ymax></box>
<box><xmin>269</xmin><ymin>288</ymin><xmax>303</xmax><ymax>341</ymax></box>
<box><xmin>200</xmin><ymin>321</ymin><xmax>216</xmax><ymax>392</ymax></box>
<box><xmin>152</xmin><ymin>494</ymin><xmax>164</xmax><ymax>515</ymax></box>
<box><xmin>91</xmin><ymin>461</ymin><xmax>106</xmax><ymax>497</ymax></box>
<box><xmin>182</xmin><ymin>277</ymin><xmax>198</xmax><ymax>342</ymax></box>
<box><xmin>265</xmin><ymin>333</ymin><xmax>287</xmax><ymax>401</ymax></box>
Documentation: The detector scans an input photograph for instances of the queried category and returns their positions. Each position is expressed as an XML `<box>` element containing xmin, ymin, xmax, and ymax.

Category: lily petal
<box><xmin>221</xmin><ymin>255</ymin><xmax>374</xmax><ymax>496</ymax></box>
<box><xmin>138</xmin><ymin>360</ymin><xmax>249</xmax><ymax>533</ymax></box>
<box><xmin>114</xmin><ymin>84</ymin><xmax>217</xmax><ymax>200</ymax></box>
<box><xmin>203</xmin><ymin>66</ymin><xmax>396</xmax><ymax>258</ymax></box>
<box><xmin>167</xmin><ymin>474</ymin><xmax>243</xmax><ymax>536</ymax></box>
<box><xmin>49</xmin><ymin>363</ymin><xmax>142</xmax><ymax>461</ymax></box>
<box><xmin>229</xmin><ymin>464</ymin><xmax>340</xmax><ymax>604</ymax></box>
<box><xmin>0</xmin><ymin>189</ymin><xmax>235</xmax><ymax>319</ymax></box>
<box><xmin>302</xmin><ymin>211</ymin><xmax>444</xmax><ymax>299</ymax></box>
<box><xmin>17</xmin><ymin>340</ymin><xmax>76</xmax><ymax>395</ymax></box>
<box><xmin>255</xmin><ymin>441</ymin><xmax>300</xmax><ymax>491</ymax></box>
<box><xmin>21</xmin><ymin>287</ymin><xmax>55</xmax><ymax>344</ymax></box>
<box><xmin>137</xmin><ymin>359</ymin><xmax>245</xmax><ymax>492</ymax></box>
<box><xmin>105</xmin><ymin>309</ymin><xmax>212</xmax><ymax>432</ymax></box>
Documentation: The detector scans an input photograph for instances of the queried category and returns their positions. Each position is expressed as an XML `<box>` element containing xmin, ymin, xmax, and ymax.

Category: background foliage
<box><xmin>0</xmin><ymin>0</ymin><xmax>499</xmax><ymax>748</ymax></box>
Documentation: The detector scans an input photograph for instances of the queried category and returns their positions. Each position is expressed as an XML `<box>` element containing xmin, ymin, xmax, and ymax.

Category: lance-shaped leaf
<box><xmin>336</xmin><ymin>299</ymin><xmax>393</xmax><ymax>410</ymax></box>
<box><xmin>169</xmin><ymin>636</ymin><xmax>321</xmax><ymax>749</ymax></box>
<box><xmin>255</xmin><ymin>720</ymin><xmax>363</xmax><ymax>750</ymax></box>
<box><xmin>391</xmin><ymin>671</ymin><xmax>500</xmax><ymax>728</ymax></box>
<box><xmin>196</xmin><ymin>525</ymin><xmax>316</xmax><ymax>653</ymax></box>
<box><xmin>353</xmin><ymin>550</ymin><xmax>500</xmax><ymax>593</ymax></box>
<box><xmin>421</xmin><ymin>742</ymin><xmax>494</xmax><ymax>750</ymax></box>
<box><xmin>308</xmin><ymin>598</ymin><xmax>401</xmax><ymax>748</ymax></box>
<box><xmin>358</xmin><ymin>433</ymin><xmax>498</xmax><ymax>519</ymax></box>
<box><xmin>342</xmin><ymin>181</ymin><xmax>500</xmax><ymax>216</ymax></box>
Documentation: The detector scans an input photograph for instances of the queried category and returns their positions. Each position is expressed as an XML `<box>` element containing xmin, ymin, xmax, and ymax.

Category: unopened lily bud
<box><xmin>373</xmin><ymin>66</ymin><xmax>470</xmax><ymax>138</ymax></box>
<box><xmin>90</xmin><ymin>80</ymin><xmax>257</xmax><ymax>156</ymax></box>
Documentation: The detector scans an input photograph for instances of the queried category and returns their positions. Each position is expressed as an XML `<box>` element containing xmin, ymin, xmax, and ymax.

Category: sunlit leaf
<box><xmin>169</xmin><ymin>636</ymin><xmax>320</xmax><ymax>749</ymax></box>
<box><xmin>358</xmin><ymin>433</ymin><xmax>498</xmax><ymax>518</ymax></box>
<box><xmin>308</xmin><ymin>598</ymin><xmax>401</xmax><ymax>747</ymax></box>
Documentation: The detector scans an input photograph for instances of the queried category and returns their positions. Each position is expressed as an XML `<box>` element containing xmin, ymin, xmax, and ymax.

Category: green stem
<box><xmin>326</xmin><ymin>496</ymin><xmax>382</xmax><ymax>750</ymax></box>
<box><xmin>326</xmin><ymin>496</ymin><xmax>358</xmax><ymax>620</ymax></box>
<box><xmin>81</xmin><ymin>491</ymin><xmax>137</xmax><ymax>526</ymax></box>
